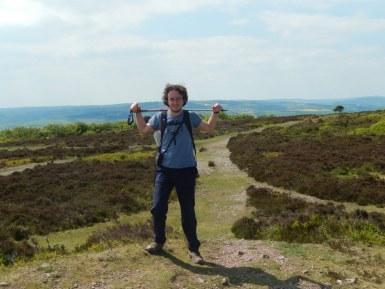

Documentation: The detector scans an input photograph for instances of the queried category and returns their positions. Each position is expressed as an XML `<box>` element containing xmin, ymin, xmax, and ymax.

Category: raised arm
<box><xmin>130</xmin><ymin>102</ymin><xmax>154</xmax><ymax>136</ymax></box>
<box><xmin>198</xmin><ymin>103</ymin><xmax>223</xmax><ymax>133</ymax></box>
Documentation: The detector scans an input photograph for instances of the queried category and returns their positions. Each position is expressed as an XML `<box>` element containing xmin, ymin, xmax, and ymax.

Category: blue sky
<box><xmin>1</xmin><ymin>0</ymin><xmax>385</xmax><ymax>108</ymax></box>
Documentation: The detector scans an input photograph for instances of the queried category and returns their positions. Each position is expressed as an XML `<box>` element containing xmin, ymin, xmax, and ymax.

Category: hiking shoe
<box><xmin>144</xmin><ymin>242</ymin><xmax>163</xmax><ymax>254</ymax></box>
<box><xmin>188</xmin><ymin>250</ymin><xmax>204</xmax><ymax>265</ymax></box>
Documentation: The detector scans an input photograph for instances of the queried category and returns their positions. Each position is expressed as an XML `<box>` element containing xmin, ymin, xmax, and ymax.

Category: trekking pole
<box><xmin>127</xmin><ymin>108</ymin><xmax>227</xmax><ymax>125</ymax></box>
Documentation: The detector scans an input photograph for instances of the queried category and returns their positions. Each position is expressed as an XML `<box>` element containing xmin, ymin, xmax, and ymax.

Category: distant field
<box><xmin>2</xmin><ymin>97</ymin><xmax>385</xmax><ymax>129</ymax></box>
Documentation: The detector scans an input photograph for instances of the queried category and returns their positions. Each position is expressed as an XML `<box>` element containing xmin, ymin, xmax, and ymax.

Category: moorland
<box><xmin>1</xmin><ymin>114</ymin><xmax>299</xmax><ymax>265</ymax></box>
<box><xmin>0</xmin><ymin>111</ymin><xmax>384</xmax><ymax>289</ymax></box>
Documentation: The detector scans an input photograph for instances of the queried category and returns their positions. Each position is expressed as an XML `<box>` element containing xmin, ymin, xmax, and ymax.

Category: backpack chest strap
<box><xmin>159</xmin><ymin>110</ymin><xmax>196</xmax><ymax>155</ymax></box>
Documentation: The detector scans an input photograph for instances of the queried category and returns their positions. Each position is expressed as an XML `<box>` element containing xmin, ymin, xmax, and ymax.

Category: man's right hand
<box><xmin>130</xmin><ymin>102</ymin><xmax>154</xmax><ymax>135</ymax></box>
<box><xmin>130</xmin><ymin>102</ymin><xmax>141</xmax><ymax>113</ymax></box>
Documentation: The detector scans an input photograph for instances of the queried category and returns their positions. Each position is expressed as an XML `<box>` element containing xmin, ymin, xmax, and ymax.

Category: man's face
<box><xmin>167</xmin><ymin>90</ymin><xmax>184</xmax><ymax>113</ymax></box>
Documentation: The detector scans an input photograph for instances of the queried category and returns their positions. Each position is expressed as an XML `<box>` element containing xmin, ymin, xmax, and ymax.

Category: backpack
<box><xmin>156</xmin><ymin>110</ymin><xmax>197</xmax><ymax>168</ymax></box>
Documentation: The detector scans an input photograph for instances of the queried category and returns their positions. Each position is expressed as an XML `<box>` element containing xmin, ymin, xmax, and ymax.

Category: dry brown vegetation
<box><xmin>0</xmin><ymin>158</ymin><xmax>154</xmax><ymax>264</ymax></box>
<box><xmin>228</xmin><ymin>112</ymin><xmax>385</xmax><ymax>206</ymax></box>
<box><xmin>0</xmin><ymin>131</ymin><xmax>154</xmax><ymax>166</ymax></box>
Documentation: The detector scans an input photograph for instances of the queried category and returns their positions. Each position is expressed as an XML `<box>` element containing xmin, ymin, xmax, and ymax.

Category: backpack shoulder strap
<box><xmin>159</xmin><ymin>111</ymin><xmax>167</xmax><ymax>150</ymax></box>
<box><xmin>183</xmin><ymin>110</ymin><xmax>196</xmax><ymax>155</ymax></box>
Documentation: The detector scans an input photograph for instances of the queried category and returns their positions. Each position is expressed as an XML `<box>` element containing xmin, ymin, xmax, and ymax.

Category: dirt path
<box><xmin>0</xmin><ymin>159</ymin><xmax>75</xmax><ymax>176</ymax></box>
<box><xmin>185</xmin><ymin>124</ymin><xmax>334</xmax><ymax>289</ymax></box>
<box><xmin>197</xmin><ymin>123</ymin><xmax>328</xmax><ymax>205</ymax></box>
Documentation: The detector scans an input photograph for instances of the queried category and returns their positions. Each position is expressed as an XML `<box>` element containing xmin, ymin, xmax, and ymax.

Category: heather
<box><xmin>228</xmin><ymin>111</ymin><xmax>385</xmax><ymax>206</ymax></box>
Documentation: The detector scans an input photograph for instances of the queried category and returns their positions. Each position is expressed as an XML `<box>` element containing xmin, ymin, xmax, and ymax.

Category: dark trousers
<box><xmin>151</xmin><ymin>167</ymin><xmax>200</xmax><ymax>251</ymax></box>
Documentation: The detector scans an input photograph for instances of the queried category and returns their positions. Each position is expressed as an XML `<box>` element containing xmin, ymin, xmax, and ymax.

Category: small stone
<box><xmin>197</xmin><ymin>277</ymin><xmax>205</xmax><ymax>283</ymax></box>
<box><xmin>345</xmin><ymin>277</ymin><xmax>357</xmax><ymax>284</ymax></box>
<box><xmin>302</xmin><ymin>270</ymin><xmax>309</xmax><ymax>274</ymax></box>
<box><xmin>262</xmin><ymin>254</ymin><xmax>270</xmax><ymax>259</ymax></box>
<box><xmin>40</xmin><ymin>262</ymin><xmax>49</xmax><ymax>268</ymax></box>
<box><xmin>221</xmin><ymin>277</ymin><xmax>230</xmax><ymax>286</ymax></box>
<box><xmin>336</xmin><ymin>279</ymin><xmax>343</xmax><ymax>285</ymax></box>
<box><xmin>324</xmin><ymin>283</ymin><xmax>332</xmax><ymax>288</ymax></box>
<box><xmin>39</xmin><ymin>263</ymin><xmax>53</xmax><ymax>273</ymax></box>
<box><xmin>238</xmin><ymin>251</ymin><xmax>244</xmax><ymax>256</ymax></box>
<box><xmin>0</xmin><ymin>282</ymin><xmax>10</xmax><ymax>287</ymax></box>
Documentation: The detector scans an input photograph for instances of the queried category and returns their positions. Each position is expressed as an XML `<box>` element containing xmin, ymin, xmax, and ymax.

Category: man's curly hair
<box><xmin>162</xmin><ymin>84</ymin><xmax>188</xmax><ymax>106</ymax></box>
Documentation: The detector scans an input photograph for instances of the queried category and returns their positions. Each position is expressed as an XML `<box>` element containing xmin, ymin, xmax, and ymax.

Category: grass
<box><xmin>353</xmin><ymin>118</ymin><xmax>385</xmax><ymax>135</ymax></box>
<box><xmin>0</xmin><ymin>144</ymin><xmax>50</xmax><ymax>151</ymax></box>
<box><xmin>261</xmin><ymin>151</ymin><xmax>282</xmax><ymax>158</ymax></box>
<box><xmin>0</xmin><ymin>156</ymin><xmax>55</xmax><ymax>169</ymax></box>
<box><xmin>83</xmin><ymin>150</ymin><xmax>155</xmax><ymax>162</ymax></box>
<box><xmin>195</xmin><ymin>173</ymin><xmax>249</xmax><ymax>239</ymax></box>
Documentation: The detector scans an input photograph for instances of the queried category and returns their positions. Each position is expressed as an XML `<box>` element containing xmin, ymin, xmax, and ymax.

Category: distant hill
<box><xmin>1</xmin><ymin>96</ymin><xmax>385</xmax><ymax>129</ymax></box>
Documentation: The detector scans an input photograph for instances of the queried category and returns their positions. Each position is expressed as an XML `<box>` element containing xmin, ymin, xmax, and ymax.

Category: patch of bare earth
<box><xmin>203</xmin><ymin>240</ymin><xmax>329</xmax><ymax>289</ymax></box>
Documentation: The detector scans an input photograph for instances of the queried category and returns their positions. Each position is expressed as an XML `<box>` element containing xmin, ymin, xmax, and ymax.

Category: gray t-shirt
<box><xmin>148</xmin><ymin>111</ymin><xmax>202</xmax><ymax>168</ymax></box>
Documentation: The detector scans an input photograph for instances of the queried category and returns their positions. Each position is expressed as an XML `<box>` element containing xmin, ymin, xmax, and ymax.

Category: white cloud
<box><xmin>79</xmin><ymin>0</ymin><xmax>252</xmax><ymax>29</ymax></box>
<box><xmin>260</xmin><ymin>11</ymin><xmax>385</xmax><ymax>45</ymax></box>
<box><xmin>8</xmin><ymin>34</ymin><xmax>154</xmax><ymax>56</ymax></box>
<box><xmin>268</xmin><ymin>0</ymin><xmax>367</xmax><ymax>10</ymax></box>
<box><xmin>157</xmin><ymin>36</ymin><xmax>267</xmax><ymax>65</ymax></box>
<box><xmin>0</xmin><ymin>0</ymin><xmax>46</xmax><ymax>26</ymax></box>
<box><xmin>0</xmin><ymin>0</ymin><xmax>250</xmax><ymax>29</ymax></box>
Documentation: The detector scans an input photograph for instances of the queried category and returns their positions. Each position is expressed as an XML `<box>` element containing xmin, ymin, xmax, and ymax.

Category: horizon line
<box><xmin>1</xmin><ymin>95</ymin><xmax>385</xmax><ymax>110</ymax></box>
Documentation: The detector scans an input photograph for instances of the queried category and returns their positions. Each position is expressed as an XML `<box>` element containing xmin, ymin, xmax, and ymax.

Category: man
<box><xmin>130</xmin><ymin>84</ymin><xmax>222</xmax><ymax>265</ymax></box>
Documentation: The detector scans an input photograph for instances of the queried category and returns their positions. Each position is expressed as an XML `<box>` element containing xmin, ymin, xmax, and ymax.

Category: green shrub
<box><xmin>0</xmin><ymin>237</ymin><xmax>36</xmax><ymax>265</ymax></box>
<box><xmin>78</xmin><ymin>221</ymin><xmax>154</xmax><ymax>251</ymax></box>
<box><xmin>8</xmin><ymin>225</ymin><xmax>30</xmax><ymax>241</ymax></box>
<box><xmin>232</xmin><ymin>186</ymin><xmax>385</xmax><ymax>245</ymax></box>
<box><xmin>231</xmin><ymin>217</ymin><xmax>261</xmax><ymax>239</ymax></box>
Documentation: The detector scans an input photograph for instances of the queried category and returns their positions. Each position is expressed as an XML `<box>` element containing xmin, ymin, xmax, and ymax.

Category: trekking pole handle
<box><xmin>127</xmin><ymin>108</ymin><xmax>227</xmax><ymax>125</ymax></box>
<box><xmin>127</xmin><ymin>111</ymin><xmax>134</xmax><ymax>125</ymax></box>
<box><xmin>131</xmin><ymin>108</ymin><xmax>227</xmax><ymax>112</ymax></box>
